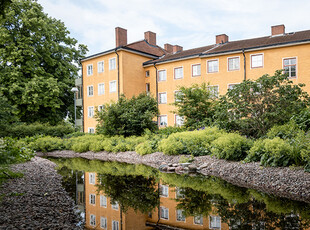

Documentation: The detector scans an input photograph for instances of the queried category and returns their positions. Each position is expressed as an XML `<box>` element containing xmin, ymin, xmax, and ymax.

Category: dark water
<box><xmin>50</xmin><ymin>157</ymin><xmax>310</xmax><ymax>230</ymax></box>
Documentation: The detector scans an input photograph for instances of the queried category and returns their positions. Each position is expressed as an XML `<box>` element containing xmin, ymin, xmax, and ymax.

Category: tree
<box><xmin>173</xmin><ymin>83</ymin><xmax>216</xmax><ymax>128</ymax></box>
<box><xmin>96</xmin><ymin>93</ymin><xmax>159</xmax><ymax>136</ymax></box>
<box><xmin>0</xmin><ymin>0</ymin><xmax>12</xmax><ymax>16</ymax></box>
<box><xmin>0</xmin><ymin>92</ymin><xmax>18</xmax><ymax>136</ymax></box>
<box><xmin>215</xmin><ymin>71</ymin><xmax>310</xmax><ymax>138</ymax></box>
<box><xmin>0</xmin><ymin>0</ymin><xmax>88</xmax><ymax>125</ymax></box>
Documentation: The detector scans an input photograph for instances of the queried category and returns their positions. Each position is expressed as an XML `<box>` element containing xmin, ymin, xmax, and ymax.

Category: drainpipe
<box><xmin>80</xmin><ymin>63</ymin><xmax>84</xmax><ymax>132</ymax></box>
<box><xmin>156</xmin><ymin>182</ymin><xmax>160</xmax><ymax>226</ymax></box>
<box><xmin>242</xmin><ymin>48</ymin><xmax>246</xmax><ymax>81</ymax></box>
<box><xmin>115</xmin><ymin>49</ymin><xmax>120</xmax><ymax>99</ymax></box>
<box><xmin>153</xmin><ymin>63</ymin><xmax>159</xmax><ymax>126</ymax></box>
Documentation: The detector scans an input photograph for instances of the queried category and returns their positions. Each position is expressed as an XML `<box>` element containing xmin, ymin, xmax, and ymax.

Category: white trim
<box><xmin>160</xmin><ymin>206</ymin><xmax>169</xmax><ymax>220</ymax></box>
<box><xmin>207</xmin><ymin>59</ymin><xmax>219</xmax><ymax>73</ymax></box>
<box><xmin>227</xmin><ymin>83</ymin><xmax>240</xmax><ymax>90</ymax></box>
<box><xmin>158</xmin><ymin>69</ymin><xmax>167</xmax><ymax>82</ymax></box>
<box><xmin>250</xmin><ymin>53</ymin><xmax>264</xmax><ymax>69</ymax></box>
<box><xmin>282</xmin><ymin>56</ymin><xmax>298</xmax><ymax>79</ymax></box>
<box><xmin>87</xmin><ymin>85</ymin><xmax>94</xmax><ymax>97</ymax></box>
<box><xmin>100</xmin><ymin>216</ymin><xmax>107</xmax><ymax>229</ymax></box>
<box><xmin>207</xmin><ymin>85</ymin><xmax>220</xmax><ymax>98</ymax></box>
<box><xmin>209</xmin><ymin>215</ymin><xmax>221</xmax><ymax>229</ymax></box>
<box><xmin>159</xmin><ymin>115</ymin><xmax>168</xmax><ymax>127</ymax></box>
<box><xmin>176</xmin><ymin>209</ymin><xmax>186</xmax><ymax>222</ymax></box>
<box><xmin>98</xmin><ymin>83</ymin><xmax>105</xmax><ymax>95</ymax></box>
<box><xmin>97</xmin><ymin>60</ymin><xmax>104</xmax><ymax>73</ymax></box>
<box><xmin>89</xmin><ymin>193</ymin><xmax>96</xmax><ymax>205</ymax></box>
<box><xmin>89</xmin><ymin>173</ymin><xmax>95</xmax><ymax>184</ymax></box>
<box><xmin>87</xmin><ymin>64</ymin><xmax>93</xmax><ymax>76</ymax></box>
<box><xmin>112</xmin><ymin>220</ymin><xmax>119</xmax><ymax>230</ymax></box>
<box><xmin>109</xmin><ymin>57</ymin><xmax>116</xmax><ymax>70</ymax></box>
<box><xmin>191</xmin><ymin>63</ymin><xmax>201</xmax><ymax>77</ymax></box>
<box><xmin>88</xmin><ymin>106</ymin><xmax>94</xmax><ymax>118</ymax></box>
<box><xmin>227</xmin><ymin>56</ymin><xmax>240</xmax><ymax>71</ymax></box>
<box><xmin>173</xmin><ymin>66</ymin><xmax>184</xmax><ymax>80</ymax></box>
<box><xmin>158</xmin><ymin>92</ymin><xmax>167</xmax><ymax>104</ymax></box>
<box><xmin>109</xmin><ymin>80</ymin><xmax>117</xmax><ymax>93</ymax></box>
<box><xmin>193</xmin><ymin>215</ymin><xmax>203</xmax><ymax>225</ymax></box>
<box><xmin>175</xmin><ymin>114</ymin><xmax>184</xmax><ymax>127</ymax></box>
<box><xmin>88</xmin><ymin>127</ymin><xmax>95</xmax><ymax>134</ymax></box>
<box><xmin>90</xmin><ymin>214</ymin><xmax>96</xmax><ymax>226</ymax></box>
<box><xmin>174</xmin><ymin>90</ymin><xmax>182</xmax><ymax>102</ymax></box>
<box><xmin>111</xmin><ymin>201</ymin><xmax>119</xmax><ymax>210</ymax></box>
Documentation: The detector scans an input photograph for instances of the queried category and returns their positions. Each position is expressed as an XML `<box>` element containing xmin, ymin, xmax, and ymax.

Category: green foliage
<box><xmin>173</xmin><ymin>83</ymin><xmax>217</xmax><ymax>128</ymax></box>
<box><xmin>4</xmin><ymin>122</ymin><xmax>75</xmax><ymax>138</ymax></box>
<box><xmin>96</xmin><ymin>93</ymin><xmax>158</xmax><ymax>137</ymax></box>
<box><xmin>29</xmin><ymin>136</ymin><xmax>64</xmax><ymax>153</ymax></box>
<box><xmin>211</xmin><ymin>133</ymin><xmax>253</xmax><ymax>161</ymax></box>
<box><xmin>0</xmin><ymin>166</ymin><xmax>23</xmax><ymax>187</ymax></box>
<box><xmin>158</xmin><ymin>127</ymin><xmax>224</xmax><ymax>156</ymax></box>
<box><xmin>68</xmin><ymin>135</ymin><xmax>104</xmax><ymax>153</ymax></box>
<box><xmin>215</xmin><ymin>71</ymin><xmax>310</xmax><ymax>138</ymax></box>
<box><xmin>0</xmin><ymin>92</ymin><xmax>18</xmax><ymax>136</ymax></box>
<box><xmin>0</xmin><ymin>0</ymin><xmax>87</xmax><ymax>124</ymax></box>
<box><xmin>266</xmin><ymin>121</ymin><xmax>304</xmax><ymax>140</ymax></box>
<box><xmin>156</xmin><ymin>126</ymin><xmax>187</xmax><ymax>136</ymax></box>
<box><xmin>291</xmin><ymin>108</ymin><xmax>310</xmax><ymax>132</ymax></box>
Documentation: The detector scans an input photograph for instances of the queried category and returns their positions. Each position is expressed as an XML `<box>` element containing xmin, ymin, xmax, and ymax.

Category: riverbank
<box><xmin>0</xmin><ymin>157</ymin><xmax>82</xmax><ymax>230</ymax></box>
<box><xmin>38</xmin><ymin>150</ymin><xmax>310</xmax><ymax>204</ymax></box>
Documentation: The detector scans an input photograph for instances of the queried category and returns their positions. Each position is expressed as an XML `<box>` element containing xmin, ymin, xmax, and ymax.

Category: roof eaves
<box><xmin>143</xmin><ymin>54</ymin><xmax>201</xmax><ymax>66</ymax></box>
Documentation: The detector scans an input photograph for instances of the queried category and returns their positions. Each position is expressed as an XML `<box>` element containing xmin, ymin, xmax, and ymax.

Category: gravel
<box><xmin>0</xmin><ymin>157</ymin><xmax>82</xmax><ymax>230</ymax></box>
<box><xmin>39</xmin><ymin>150</ymin><xmax>310</xmax><ymax>204</ymax></box>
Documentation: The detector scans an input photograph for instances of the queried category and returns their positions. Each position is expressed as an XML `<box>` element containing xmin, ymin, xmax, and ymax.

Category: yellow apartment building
<box><xmin>79</xmin><ymin>25</ymin><xmax>310</xmax><ymax>132</ymax></box>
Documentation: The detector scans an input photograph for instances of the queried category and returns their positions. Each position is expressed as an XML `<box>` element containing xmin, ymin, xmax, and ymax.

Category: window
<box><xmin>194</xmin><ymin>215</ymin><xmax>203</xmax><ymax>225</ymax></box>
<box><xmin>89</xmin><ymin>194</ymin><xmax>96</xmax><ymax>205</ymax></box>
<box><xmin>159</xmin><ymin>92</ymin><xmax>167</xmax><ymax>104</ymax></box>
<box><xmin>192</xmin><ymin>64</ymin><xmax>201</xmax><ymax>77</ymax></box>
<box><xmin>145</xmin><ymin>70</ymin><xmax>150</xmax><ymax>77</ymax></box>
<box><xmin>207</xmin><ymin>59</ymin><xmax>219</xmax><ymax>73</ymax></box>
<box><xmin>112</xmin><ymin>220</ymin><xmax>119</xmax><ymax>230</ymax></box>
<box><xmin>283</xmin><ymin>57</ymin><xmax>297</xmax><ymax>78</ymax></box>
<box><xmin>174</xmin><ymin>67</ymin><xmax>183</xmax><ymax>79</ymax></box>
<box><xmin>98</xmin><ymin>83</ymin><xmax>105</xmax><ymax>95</ymax></box>
<box><xmin>228</xmin><ymin>57</ymin><xmax>240</xmax><ymax>71</ymax></box>
<box><xmin>89</xmin><ymin>173</ymin><xmax>95</xmax><ymax>184</ymax></box>
<box><xmin>109</xmin><ymin>58</ymin><xmax>116</xmax><ymax>70</ymax></box>
<box><xmin>210</xmin><ymin>216</ymin><xmax>221</xmax><ymax>229</ymax></box>
<box><xmin>176</xmin><ymin>187</ymin><xmax>185</xmax><ymax>199</ymax></box>
<box><xmin>158</xmin><ymin>70</ymin><xmax>166</xmax><ymax>81</ymax></box>
<box><xmin>146</xmin><ymin>83</ymin><xmax>150</xmax><ymax>95</ymax></box>
<box><xmin>100</xmin><ymin>217</ymin><xmax>107</xmax><ymax>229</ymax></box>
<box><xmin>159</xmin><ymin>115</ymin><xmax>168</xmax><ymax>127</ymax></box>
<box><xmin>176</xmin><ymin>209</ymin><xmax>186</xmax><ymax>222</ymax></box>
<box><xmin>228</xmin><ymin>83</ymin><xmax>239</xmax><ymax>90</ymax></box>
<box><xmin>87</xmin><ymin>64</ymin><xmax>93</xmax><ymax>76</ymax></box>
<box><xmin>87</xmin><ymin>85</ymin><xmax>93</xmax><ymax>96</ymax></box>
<box><xmin>109</xmin><ymin>80</ymin><xmax>117</xmax><ymax>93</ymax></box>
<box><xmin>98</xmin><ymin>61</ymin><xmax>104</xmax><ymax>73</ymax></box>
<box><xmin>175</xmin><ymin>115</ymin><xmax>184</xmax><ymax>127</ymax></box>
<box><xmin>111</xmin><ymin>201</ymin><xmax>119</xmax><ymax>210</ymax></box>
<box><xmin>98</xmin><ymin>105</ymin><xmax>104</xmax><ymax>112</ymax></box>
<box><xmin>88</xmin><ymin>127</ymin><xmax>95</xmax><ymax>134</ymax></box>
<box><xmin>100</xmin><ymin>195</ymin><xmax>107</xmax><ymax>207</ymax></box>
<box><xmin>207</xmin><ymin>85</ymin><xmax>219</xmax><ymax>98</ymax></box>
<box><xmin>160</xmin><ymin>207</ymin><xmax>169</xmax><ymax>220</ymax></box>
<box><xmin>251</xmin><ymin>54</ymin><xmax>263</xmax><ymax>68</ymax></box>
<box><xmin>90</xmin><ymin>214</ymin><xmax>96</xmax><ymax>226</ymax></box>
<box><xmin>88</xmin><ymin>106</ymin><xmax>94</xmax><ymax>118</ymax></box>
<box><xmin>160</xmin><ymin>184</ymin><xmax>169</xmax><ymax>197</ymax></box>
<box><xmin>174</xmin><ymin>91</ymin><xmax>183</xmax><ymax>102</ymax></box>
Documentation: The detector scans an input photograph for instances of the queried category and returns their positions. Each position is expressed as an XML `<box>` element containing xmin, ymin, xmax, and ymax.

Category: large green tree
<box><xmin>0</xmin><ymin>0</ymin><xmax>87</xmax><ymax>124</ymax></box>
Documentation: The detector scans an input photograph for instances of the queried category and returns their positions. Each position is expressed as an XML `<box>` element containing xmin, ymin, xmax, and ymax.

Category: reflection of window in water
<box><xmin>89</xmin><ymin>173</ymin><xmax>95</xmax><ymax>184</ymax></box>
<box><xmin>77</xmin><ymin>191</ymin><xmax>84</xmax><ymax>205</ymax></box>
<box><xmin>100</xmin><ymin>217</ymin><xmax>107</xmax><ymax>229</ymax></box>
<box><xmin>176</xmin><ymin>209</ymin><xmax>185</xmax><ymax>222</ymax></box>
<box><xmin>160</xmin><ymin>206</ymin><xmax>169</xmax><ymax>220</ymax></box>
<box><xmin>89</xmin><ymin>194</ymin><xmax>96</xmax><ymax>205</ymax></box>
<box><xmin>90</xmin><ymin>214</ymin><xmax>96</xmax><ymax>226</ymax></box>
<box><xmin>175</xmin><ymin>187</ymin><xmax>185</xmax><ymax>199</ymax></box>
<box><xmin>160</xmin><ymin>184</ymin><xmax>169</xmax><ymax>197</ymax></box>
<box><xmin>209</xmin><ymin>215</ymin><xmax>221</xmax><ymax>229</ymax></box>
<box><xmin>111</xmin><ymin>201</ymin><xmax>119</xmax><ymax>210</ymax></box>
<box><xmin>100</xmin><ymin>195</ymin><xmax>107</xmax><ymax>207</ymax></box>
<box><xmin>194</xmin><ymin>215</ymin><xmax>203</xmax><ymax>225</ymax></box>
<box><xmin>112</xmin><ymin>220</ymin><xmax>119</xmax><ymax>230</ymax></box>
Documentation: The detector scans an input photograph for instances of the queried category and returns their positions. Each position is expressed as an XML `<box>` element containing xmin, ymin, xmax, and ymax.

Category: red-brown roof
<box><xmin>124</xmin><ymin>40</ymin><xmax>167</xmax><ymax>57</ymax></box>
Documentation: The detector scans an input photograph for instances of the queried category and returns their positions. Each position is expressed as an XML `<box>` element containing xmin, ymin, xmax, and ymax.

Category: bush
<box><xmin>29</xmin><ymin>136</ymin><xmax>64</xmax><ymax>152</ymax></box>
<box><xmin>68</xmin><ymin>135</ymin><xmax>104</xmax><ymax>153</ymax></box>
<box><xmin>156</xmin><ymin>126</ymin><xmax>187</xmax><ymax>136</ymax></box>
<box><xmin>211</xmin><ymin>133</ymin><xmax>252</xmax><ymax>161</ymax></box>
<box><xmin>291</xmin><ymin>108</ymin><xmax>310</xmax><ymax>132</ymax></box>
<box><xmin>246</xmin><ymin>137</ymin><xmax>294</xmax><ymax>167</ymax></box>
<box><xmin>135</xmin><ymin>141</ymin><xmax>155</xmax><ymax>155</ymax></box>
<box><xmin>0</xmin><ymin>138</ymin><xmax>34</xmax><ymax>164</ymax></box>
<box><xmin>266</xmin><ymin>121</ymin><xmax>304</xmax><ymax>140</ymax></box>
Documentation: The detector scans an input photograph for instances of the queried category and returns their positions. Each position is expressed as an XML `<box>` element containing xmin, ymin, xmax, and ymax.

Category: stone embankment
<box><xmin>38</xmin><ymin>150</ymin><xmax>310</xmax><ymax>204</ymax></box>
<box><xmin>0</xmin><ymin>157</ymin><xmax>82</xmax><ymax>230</ymax></box>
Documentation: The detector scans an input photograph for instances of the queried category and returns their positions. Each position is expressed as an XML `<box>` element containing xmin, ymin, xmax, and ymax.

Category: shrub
<box><xmin>211</xmin><ymin>133</ymin><xmax>252</xmax><ymax>161</ymax></box>
<box><xmin>291</xmin><ymin>108</ymin><xmax>310</xmax><ymax>132</ymax></box>
<box><xmin>135</xmin><ymin>141</ymin><xmax>155</xmax><ymax>155</ymax></box>
<box><xmin>29</xmin><ymin>136</ymin><xmax>64</xmax><ymax>152</ymax></box>
<box><xmin>156</xmin><ymin>126</ymin><xmax>187</xmax><ymax>136</ymax></box>
<box><xmin>0</xmin><ymin>138</ymin><xmax>34</xmax><ymax>164</ymax></box>
<box><xmin>266</xmin><ymin>121</ymin><xmax>304</xmax><ymax>140</ymax></box>
<box><xmin>69</xmin><ymin>135</ymin><xmax>105</xmax><ymax>153</ymax></box>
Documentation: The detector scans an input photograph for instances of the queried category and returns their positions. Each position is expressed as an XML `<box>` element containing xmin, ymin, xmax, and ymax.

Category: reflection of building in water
<box><xmin>84</xmin><ymin>172</ymin><xmax>228</xmax><ymax>230</ymax></box>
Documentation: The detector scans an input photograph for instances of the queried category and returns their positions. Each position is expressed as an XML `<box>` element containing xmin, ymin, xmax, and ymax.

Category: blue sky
<box><xmin>38</xmin><ymin>0</ymin><xmax>310</xmax><ymax>56</ymax></box>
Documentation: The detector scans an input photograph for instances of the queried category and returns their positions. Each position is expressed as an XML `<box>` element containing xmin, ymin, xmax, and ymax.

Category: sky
<box><xmin>38</xmin><ymin>0</ymin><xmax>310</xmax><ymax>56</ymax></box>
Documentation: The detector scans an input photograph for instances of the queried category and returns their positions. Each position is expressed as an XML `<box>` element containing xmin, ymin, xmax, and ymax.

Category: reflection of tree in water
<box><xmin>96</xmin><ymin>174</ymin><xmax>159</xmax><ymax>214</ymax></box>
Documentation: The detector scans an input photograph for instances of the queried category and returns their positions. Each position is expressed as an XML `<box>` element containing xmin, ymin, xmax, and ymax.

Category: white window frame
<box><xmin>88</xmin><ymin>127</ymin><xmax>95</xmax><ymax>134</ymax></box>
<box><xmin>109</xmin><ymin>80</ymin><xmax>117</xmax><ymax>93</ymax></box>
<box><xmin>207</xmin><ymin>59</ymin><xmax>219</xmax><ymax>73</ymax></box>
<box><xmin>159</xmin><ymin>115</ymin><xmax>168</xmax><ymax>127</ymax></box>
<box><xmin>88</xmin><ymin>106</ymin><xmax>94</xmax><ymax>118</ymax></box>
<box><xmin>192</xmin><ymin>64</ymin><xmax>201</xmax><ymax>77</ymax></box>
<box><xmin>90</xmin><ymin>214</ymin><xmax>96</xmax><ymax>226</ymax></box>
<box><xmin>227</xmin><ymin>83</ymin><xmax>240</xmax><ymax>90</ymax></box>
<box><xmin>175</xmin><ymin>115</ymin><xmax>184</xmax><ymax>127</ymax></box>
<box><xmin>100</xmin><ymin>195</ymin><xmax>107</xmax><ymax>207</ymax></box>
<box><xmin>87</xmin><ymin>85</ymin><xmax>94</xmax><ymax>97</ymax></box>
<box><xmin>176</xmin><ymin>209</ymin><xmax>186</xmax><ymax>222</ymax></box>
<box><xmin>89</xmin><ymin>194</ymin><xmax>96</xmax><ymax>205</ymax></box>
<box><xmin>98</xmin><ymin>105</ymin><xmax>104</xmax><ymax>112</ymax></box>
<box><xmin>174</xmin><ymin>90</ymin><xmax>183</xmax><ymax>102</ymax></box>
<box><xmin>111</xmin><ymin>201</ymin><xmax>119</xmax><ymax>210</ymax></box>
<box><xmin>100</xmin><ymin>216</ymin><xmax>107</xmax><ymax>229</ymax></box>
<box><xmin>160</xmin><ymin>206</ymin><xmax>169</xmax><ymax>220</ymax></box>
<box><xmin>283</xmin><ymin>57</ymin><xmax>297</xmax><ymax>78</ymax></box>
<box><xmin>98</xmin><ymin>61</ymin><xmax>104</xmax><ymax>73</ymax></box>
<box><xmin>87</xmin><ymin>64</ymin><xmax>93</xmax><ymax>76</ymax></box>
<box><xmin>145</xmin><ymin>70</ymin><xmax>150</xmax><ymax>77</ymax></box>
<box><xmin>194</xmin><ymin>215</ymin><xmax>203</xmax><ymax>225</ymax></box>
<box><xmin>112</xmin><ymin>220</ymin><xmax>119</xmax><ymax>230</ymax></box>
<box><xmin>158</xmin><ymin>69</ymin><xmax>167</xmax><ymax>82</ymax></box>
<box><xmin>175</xmin><ymin>187</ymin><xmax>185</xmax><ymax>199</ymax></box>
<box><xmin>174</xmin><ymin>66</ymin><xmax>184</xmax><ymax>80</ymax></box>
<box><xmin>250</xmin><ymin>53</ymin><xmax>264</xmax><ymax>69</ymax></box>
<box><xmin>160</xmin><ymin>184</ymin><xmax>169</xmax><ymax>197</ymax></box>
<box><xmin>98</xmin><ymin>83</ymin><xmax>105</xmax><ymax>95</ymax></box>
<box><xmin>158</xmin><ymin>92</ymin><xmax>167</xmax><ymax>104</ymax></box>
<box><xmin>227</xmin><ymin>56</ymin><xmax>240</xmax><ymax>71</ymax></box>
<box><xmin>209</xmin><ymin>215</ymin><xmax>221</xmax><ymax>229</ymax></box>
<box><xmin>207</xmin><ymin>85</ymin><xmax>219</xmax><ymax>98</ymax></box>
<box><xmin>89</xmin><ymin>173</ymin><xmax>95</xmax><ymax>184</ymax></box>
<box><xmin>109</xmin><ymin>57</ymin><xmax>116</xmax><ymax>70</ymax></box>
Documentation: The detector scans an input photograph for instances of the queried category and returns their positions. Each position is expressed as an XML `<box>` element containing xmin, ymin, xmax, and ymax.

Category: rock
<box><xmin>172</xmin><ymin>163</ymin><xmax>178</xmax><ymax>167</ymax></box>
<box><xmin>159</xmin><ymin>164</ymin><xmax>168</xmax><ymax>171</ymax></box>
<box><xmin>175</xmin><ymin>166</ymin><xmax>183</xmax><ymax>174</ymax></box>
<box><xmin>167</xmin><ymin>167</ymin><xmax>176</xmax><ymax>172</ymax></box>
<box><xmin>188</xmin><ymin>165</ymin><xmax>197</xmax><ymax>172</ymax></box>
<box><xmin>168</xmin><ymin>163</ymin><xmax>173</xmax><ymax>167</ymax></box>
<box><xmin>161</xmin><ymin>162</ymin><xmax>167</xmax><ymax>165</ymax></box>
<box><xmin>198</xmin><ymin>163</ymin><xmax>209</xmax><ymax>170</ymax></box>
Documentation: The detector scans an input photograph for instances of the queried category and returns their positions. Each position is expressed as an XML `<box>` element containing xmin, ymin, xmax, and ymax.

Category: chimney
<box><xmin>164</xmin><ymin>43</ymin><xmax>173</xmax><ymax>53</ymax></box>
<box><xmin>144</xmin><ymin>31</ymin><xmax>156</xmax><ymax>45</ymax></box>
<box><xmin>173</xmin><ymin>45</ymin><xmax>183</xmax><ymax>53</ymax></box>
<box><xmin>271</xmin><ymin>24</ymin><xmax>285</xmax><ymax>36</ymax></box>
<box><xmin>216</xmin><ymin>34</ymin><xmax>229</xmax><ymax>44</ymax></box>
<box><xmin>115</xmin><ymin>27</ymin><xmax>127</xmax><ymax>47</ymax></box>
